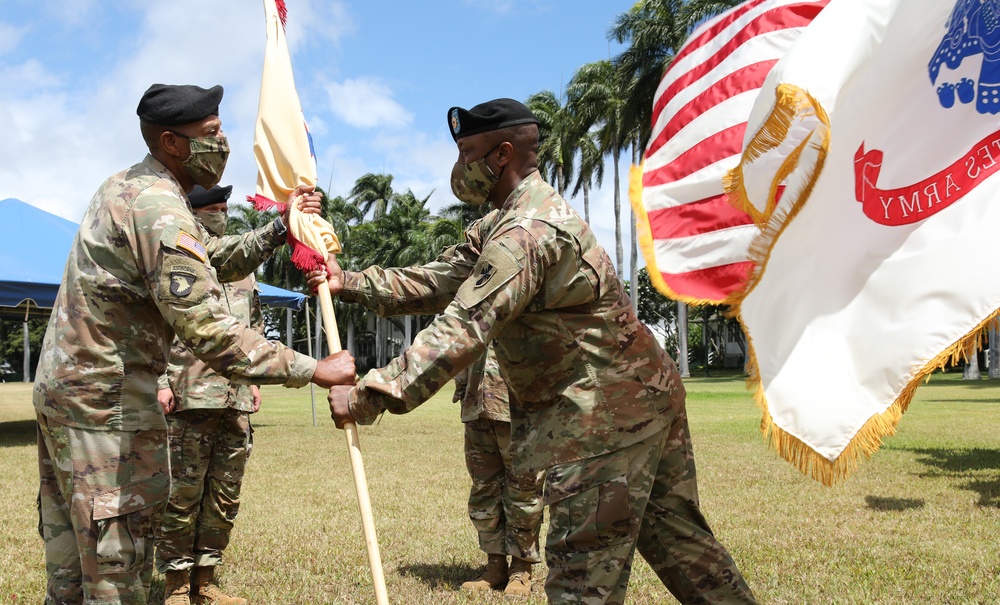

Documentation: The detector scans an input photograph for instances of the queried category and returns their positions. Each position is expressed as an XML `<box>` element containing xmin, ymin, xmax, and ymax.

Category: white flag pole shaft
<box><xmin>316</xmin><ymin>282</ymin><xmax>389</xmax><ymax>605</ymax></box>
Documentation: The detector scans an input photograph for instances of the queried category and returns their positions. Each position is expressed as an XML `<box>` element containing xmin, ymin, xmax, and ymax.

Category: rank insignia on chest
<box><xmin>176</xmin><ymin>230</ymin><xmax>207</xmax><ymax>262</ymax></box>
<box><xmin>475</xmin><ymin>263</ymin><xmax>495</xmax><ymax>287</ymax></box>
<box><xmin>170</xmin><ymin>269</ymin><xmax>197</xmax><ymax>297</ymax></box>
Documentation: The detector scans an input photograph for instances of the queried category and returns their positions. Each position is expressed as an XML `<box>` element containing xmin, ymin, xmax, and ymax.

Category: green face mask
<box><xmin>450</xmin><ymin>144</ymin><xmax>501</xmax><ymax>206</ymax></box>
<box><xmin>175</xmin><ymin>133</ymin><xmax>230</xmax><ymax>189</ymax></box>
<box><xmin>196</xmin><ymin>210</ymin><xmax>228</xmax><ymax>236</ymax></box>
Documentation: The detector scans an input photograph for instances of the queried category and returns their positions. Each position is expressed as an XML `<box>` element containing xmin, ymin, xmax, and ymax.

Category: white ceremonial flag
<box><xmin>726</xmin><ymin>0</ymin><xmax>1000</xmax><ymax>484</ymax></box>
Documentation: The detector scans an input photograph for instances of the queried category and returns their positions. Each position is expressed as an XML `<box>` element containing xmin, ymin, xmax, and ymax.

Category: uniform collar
<box><xmin>141</xmin><ymin>154</ymin><xmax>189</xmax><ymax>205</ymax></box>
<box><xmin>499</xmin><ymin>170</ymin><xmax>543</xmax><ymax>213</ymax></box>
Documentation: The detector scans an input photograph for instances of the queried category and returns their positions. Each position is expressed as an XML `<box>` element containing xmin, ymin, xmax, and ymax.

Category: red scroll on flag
<box><xmin>633</xmin><ymin>0</ymin><xmax>828</xmax><ymax>304</ymax></box>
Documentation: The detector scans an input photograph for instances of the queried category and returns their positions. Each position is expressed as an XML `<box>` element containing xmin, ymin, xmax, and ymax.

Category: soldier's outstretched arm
<box><xmin>305</xmin><ymin>212</ymin><xmax>499</xmax><ymax>317</ymax></box>
<box><xmin>206</xmin><ymin>186</ymin><xmax>323</xmax><ymax>282</ymax></box>
<box><xmin>129</xmin><ymin>191</ymin><xmax>337</xmax><ymax>388</ymax></box>
<box><xmin>347</xmin><ymin>230</ymin><xmax>543</xmax><ymax>424</ymax></box>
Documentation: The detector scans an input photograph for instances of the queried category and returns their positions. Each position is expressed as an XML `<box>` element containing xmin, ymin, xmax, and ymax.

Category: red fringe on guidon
<box><xmin>247</xmin><ymin>193</ymin><xmax>328</xmax><ymax>275</ymax></box>
<box><xmin>275</xmin><ymin>0</ymin><xmax>288</xmax><ymax>29</ymax></box>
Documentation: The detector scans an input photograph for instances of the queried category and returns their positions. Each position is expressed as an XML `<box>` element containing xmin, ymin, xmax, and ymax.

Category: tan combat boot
<box><xmin>164</xmin><ymin>569</ymin><xmax>191</xmax><ymax>605</ymax></box>
<box><xmin>190</xmin><ymin>566</ymin><xmax>247</xmax><ymax>605</ymax></box>
<box><xmin>504</xmin><ymin>557</ymin><xmax>533</xmax><ymax>599</ymax></box>
<box><xmin>461</xmin><ymin>554</ymin><xmax>509</xmax><ymax>591</ymax></box>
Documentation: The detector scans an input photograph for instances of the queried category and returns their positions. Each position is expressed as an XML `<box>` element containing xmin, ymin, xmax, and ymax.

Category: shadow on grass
<box><xmin>865</xmin><ymin>496</ymin><xmax>924</xmax><ymax>511</ymax></box>
<box><xmin>0</xmin><ymin>419</ymin><xmax>36</xmax><ymax>447</ymax></box>
<box><xmin>909</xmin><ymin>447</ymin><xmax>1000</xmax><ymax>508</ymax></box>
<box><xmin>397</xmin><ymin>562</ymin><xmax>480</xmax><ymax>590</ymax></box>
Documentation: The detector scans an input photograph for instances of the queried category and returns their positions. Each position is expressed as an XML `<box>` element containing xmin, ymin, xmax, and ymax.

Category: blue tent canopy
<box><xmin>0</xmin><ymin>197</ymin><xmax>305</xmax><ymax>317</ymax></box>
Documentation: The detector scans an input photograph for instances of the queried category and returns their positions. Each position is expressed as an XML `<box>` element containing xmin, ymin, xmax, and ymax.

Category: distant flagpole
<box><xmin>250</xmin><ymin>1</ymin><xmax>388</xmax><ymax>600</ymax></box>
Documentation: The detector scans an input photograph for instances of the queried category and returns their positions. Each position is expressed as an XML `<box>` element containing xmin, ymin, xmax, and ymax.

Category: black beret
<box><xmin>136</xmin><ymin>83</ymin><xmax>224</xmax><ymax>126</ymax></box>
<box><xmin>448</xmin><ymin>98</ymin><xmax>540</xmax><ymax>141</ymax></box>
<box><xmin>188</xmin><ymin>185</ymin><xmax>233</xmax><ymax>209</ymax></box>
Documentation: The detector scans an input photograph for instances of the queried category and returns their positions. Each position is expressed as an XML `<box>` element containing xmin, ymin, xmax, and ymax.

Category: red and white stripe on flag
<box><xmin>635</xmin><ymin>0</ymin><xmax>828</xmax><ymax>304</ymax></box>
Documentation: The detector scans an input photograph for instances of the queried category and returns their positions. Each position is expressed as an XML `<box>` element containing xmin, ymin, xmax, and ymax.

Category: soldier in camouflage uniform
<box><xmin>34</xmin><ymin>83</ymin><xmax>355</xmax><ymax>605</ymax></box>
<box><xmin>154</xmin><ymin>185</ymin><xmax>262</xmax><ymax>605</ymax></box>
<box><xmin>454</xmin><ymin>346</ymin><xmax>543</xmax><ymax>598</ymax></box>
<box><xmin>322</xmin><ymin>99</ymin><xmax>757</xmax><ymax>605</ymax></box>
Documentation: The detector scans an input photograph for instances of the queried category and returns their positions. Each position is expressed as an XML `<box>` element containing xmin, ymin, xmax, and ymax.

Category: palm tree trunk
<box><xmin>613</xmin><ymin>148</ymin><xmax>623</xmax><ymax>277</ymax></box>
<box><xmin>677</xmin><ymin>302</ymin><xmax>690</xmax><ymax>378</ymax></box>
<box><xmin>583</xmin><ymin>181</ymin><xmax>591</xmax><ymax>224</ymax></box>
<box><xmin>630</xmin><ymin>142</ymin><xmax>640</xmax><ymax>313</ymax></box>
<box><xmin>404</xmin><ymin>315</ymin><xmax>413</xmax><ymax>349</ymax></box>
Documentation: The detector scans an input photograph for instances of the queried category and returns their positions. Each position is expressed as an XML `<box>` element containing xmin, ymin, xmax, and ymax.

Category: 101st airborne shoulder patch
<box><xmin>456</xmin><ymin>240</ymin><xmax>522</xmax><ymax>309</ymax></box>
<box><xmin>175</xmin><ymin>230</ymin><xmax>207</xmax><ymax>263</ymax></box>
<box><xmin>159</xmin><ymin>254</ymin><xmax>208</xmax><ymax>302</ymax></box>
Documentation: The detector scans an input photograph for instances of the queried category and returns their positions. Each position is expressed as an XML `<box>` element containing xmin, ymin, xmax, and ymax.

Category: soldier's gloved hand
<box><xmin>282</xmin><ymin>185</ymin><xmax>323</xmax><ymax>227</ymax></box>
<box><xmin>157</xmin><ymin>388</ymin><xmax>175</xmax><ymax>415</ymax></box>
<box><xmin>311</xmin><ymin>350</ymin><xmax>356</xmax><ymax>388</ymax></box>
<box><xmin>305</xmin><ymin>256</ymin><xmax>345</xmax><ymax>296</ymax></box>
<box><xmin>328</xmin><ymin>384</ymin><xmax>357</xmax><ymax>429</ymax></box>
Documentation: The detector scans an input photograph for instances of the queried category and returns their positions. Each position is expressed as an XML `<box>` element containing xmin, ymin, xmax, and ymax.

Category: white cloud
<box><xmin>286</xmin><ymin>0</ymin><xmax>354</xmax><ymax>50</ymax></box>
<box><xmin>324</xmin><ymin>78</ymin><xmax>412</xmax><ymax>129</ymax></box>
<box><xmin>0</xmin><ymin>22</ymin><xmax>25</xmax><ymax>55</ymax></box>
<box><xmin>0</xmin><ymin>59</ymin><xmax>61</xmax><ymax>92</ymax></box>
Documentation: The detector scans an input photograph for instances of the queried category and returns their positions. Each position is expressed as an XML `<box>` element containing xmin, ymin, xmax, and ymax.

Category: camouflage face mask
<box><xmin>450</xmin><ymin>144</ymin><xmax>501</xmax><ymax>206</ymax></box>
<box><xmin>179</xmin><ymin>135</ymin><xmax>230</xmax><ymax>190</ymax></box>
<box><xmin>196</xmin><ymin>210</ymin><xmax>228</xmax><ymax>236</ymax></box>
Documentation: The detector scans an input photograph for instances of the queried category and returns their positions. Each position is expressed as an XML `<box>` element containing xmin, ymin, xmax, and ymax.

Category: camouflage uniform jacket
<box><xmin>452</xmin><ymin>347</ymin><xmax>510</xmax><ymax>423</ymax></box>
<box><xmin>33</xmin><ymin>155</ymin><xmax>317</xmax><ymax>431</ymax></box>
<box><xmin>158</xmin><ymin>274</ymin><xmax>262</xmax><ymax>412</ymax></box>
<box><xmin>344</xmin><ymin>171</ymin><xmax>685</xmax><ymax>472</ymax></box>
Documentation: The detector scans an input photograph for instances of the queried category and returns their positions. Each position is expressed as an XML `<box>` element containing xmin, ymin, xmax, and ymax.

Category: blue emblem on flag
<box><xmin>305</xmin><ymin>120</ymin><xmax>316</xmax><ymax>161</ymax></box>
<box><xmin>929</xmin><ymin>0</ymin><xmax>1000</xmax><ymax>114</ymax></box>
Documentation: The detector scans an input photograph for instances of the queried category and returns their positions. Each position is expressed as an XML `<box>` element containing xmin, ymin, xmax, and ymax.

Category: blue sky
<box><xmin>0</xmin><ymin>0</ymin><xmax>638</xmax><ymax>272</ymax></box>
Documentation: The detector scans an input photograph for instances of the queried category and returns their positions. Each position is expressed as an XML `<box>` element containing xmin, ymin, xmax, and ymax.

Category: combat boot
<box><xmin>190</xmin><ymin>566</ymin><xmax>247</xmax><ymax>605</ymax></box>
<box><xmin>504</xmin><ymin>557</ymin><xmax>532</xmax><ymax>599</ymax></box>
<box><xmin>461</xmin><ymin>554</ymin><xmax>508</xmax><ymax>591</ymax></box>
<box><xmin>164</xmin><ymin>569</ymin><xmax>191</xmax><ymax>605</ymax></box>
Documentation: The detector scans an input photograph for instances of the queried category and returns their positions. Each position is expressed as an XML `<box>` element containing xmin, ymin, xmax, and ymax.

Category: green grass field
<box><xmin>2</xmin><ymin>372</ymin><xmax>999</xmax><ymax>604</ymax></box>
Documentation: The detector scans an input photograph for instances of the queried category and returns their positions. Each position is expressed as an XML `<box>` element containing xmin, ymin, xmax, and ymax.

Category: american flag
<box><xmin>637</xmin><ymin>0</ymin><xmax>829</xmax><ymax>304</ymax></box>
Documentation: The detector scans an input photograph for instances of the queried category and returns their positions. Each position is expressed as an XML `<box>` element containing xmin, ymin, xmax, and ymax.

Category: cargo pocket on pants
<box><xmin>93</xmin><ymin>474</ymin><xmax>168</xmax><ymax>575</ymax></box>
<box><xmin>544</xmin><ymin>451</ymin><xmax>635</xmax><ymax>555</ymax></box>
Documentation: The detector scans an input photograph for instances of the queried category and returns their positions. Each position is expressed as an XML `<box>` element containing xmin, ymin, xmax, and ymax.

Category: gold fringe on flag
<box><xmin>738</xmin><ymin>309</ymin><xmax>1000</xmax><ymax>486</ymax></box>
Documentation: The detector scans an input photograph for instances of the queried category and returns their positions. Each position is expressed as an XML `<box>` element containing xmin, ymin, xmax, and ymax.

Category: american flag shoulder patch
<box><xmin>176</xmin><ymin>230</ymin><xmax>207</xmax><ymax>263</ymax></box>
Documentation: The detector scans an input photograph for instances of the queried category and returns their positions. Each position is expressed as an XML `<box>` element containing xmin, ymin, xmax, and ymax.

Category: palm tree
<box><xmin>439</xmin><ymin>200</ymin><xmax>489</xmax><ymax>230</ymax></box>
<box><xmin>568</xmin><ymin>60</ymin><xmax>629</xmax><ymax>278</ymax></box>
<box><xmin>568</xmin><ymin>127</ymin><xmax>605</xmax><ymax>225</ymax></box>
<box><xmin>350</xmin><ymin>173</ymin><xmax>395</xmax><ymax>221</ymax></box>
<box><xmin>526</xmin><ymin>90</ymin><xmax>576</xmax><ymax>195</ymax></box>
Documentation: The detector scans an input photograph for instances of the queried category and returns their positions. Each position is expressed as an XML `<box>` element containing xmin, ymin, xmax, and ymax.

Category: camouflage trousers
<box><xmin>155</xmin><ymin>408</ymin><xmax>249</xmax><ymax>572</ymax></box>
<box><xmin>543</xmin><ymin>410</ymin><xmax>758</xmax><ymax>605</ymax></box>
<box><xmin>465</xmin><ymin>416</ymin><xmax>544</xmax><ymax>563</ymax></box>
<box><xmin>36</xmin><ymin>413</ymin><xmax>169</xmax><ymax>605</ymax></box>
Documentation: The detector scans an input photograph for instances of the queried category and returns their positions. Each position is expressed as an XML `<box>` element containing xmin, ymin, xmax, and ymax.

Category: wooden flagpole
<box><xmin>316</xmin><ymin>284</ymin><xmax>389</xmax><ymax>605</ymax></box>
